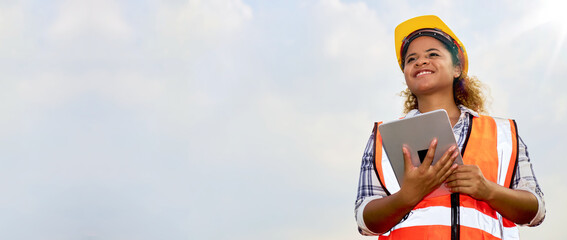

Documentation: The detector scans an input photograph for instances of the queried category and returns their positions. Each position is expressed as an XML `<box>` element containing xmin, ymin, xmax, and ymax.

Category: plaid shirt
<box><xmin>355</xmin><ymin>106</ymin><xmax>546</xmax><ymax>235</ymax></box>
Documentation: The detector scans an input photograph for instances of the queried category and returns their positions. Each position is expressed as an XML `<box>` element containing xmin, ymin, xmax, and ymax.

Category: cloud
<box><xmin>310</xmin><ymin>0</ymin><xmax>395</xmax><ymax>81</ymax></box>
<box><xmin>315</xmin><ymin>0</ymin><xmax>386</xmax><ymax>58</ymax></box>
<box><xmin>0</xmin><ymin>2</ymin><xmax>24</xmax><ymax>35</ymax></box>
<box><xmin>15</xmin><ymin>70</ymin><xmax>165</xmax><ymax>109</ymax></box>
<box><xmin>47</xmin><ymin>0</ymin><xmax>132</xmax><ymax>42</ymax></box>
<box><xmin>17</xmin><ymin>72</ymin><xmax>88</xmax><ymax>106</ymax></box>
<box><xmin>0</xmin><ymin>2</ymin><xmax>29</xmax><ymax>57</ymax></box>
<box><xmin>97</xmin><ymin>72</ymin><xmax>166</xmax><ymax>107</ymax></box>
<box><xmin>155</xmin><ymin>0</ymin><xmax>253</xmax><ymax>55</ymax></box>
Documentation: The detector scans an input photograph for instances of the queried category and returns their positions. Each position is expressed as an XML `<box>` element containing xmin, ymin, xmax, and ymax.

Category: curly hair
<box><xmin>400</xmin><ymin>75</ymin><xmax>488</xmax><ymax>114</ymax></box>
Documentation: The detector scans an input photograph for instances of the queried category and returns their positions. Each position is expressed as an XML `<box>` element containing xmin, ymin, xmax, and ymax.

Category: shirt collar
<box><xmin>405</xmin><ymin>105</ymin><xmax>480</xmax><ymax>118</ymax></box>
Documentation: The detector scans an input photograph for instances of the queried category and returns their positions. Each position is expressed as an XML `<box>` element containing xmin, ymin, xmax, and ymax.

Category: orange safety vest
<box><xmin>373</xmin><ymin>115</ymin><xmax>519</xmax><ymax>240</ymax></box>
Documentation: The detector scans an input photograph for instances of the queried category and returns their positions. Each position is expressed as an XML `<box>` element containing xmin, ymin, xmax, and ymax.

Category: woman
<box><xmin>354</xmin><ymin>15</ymin><xmax>545</xmax><ymax>239</ymax></box>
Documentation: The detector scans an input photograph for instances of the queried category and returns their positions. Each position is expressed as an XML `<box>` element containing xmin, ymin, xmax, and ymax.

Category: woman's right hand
<box><xmin>362</xmin><ymin>139</ymin><xmax>460</xmax><ymax>234</ymax></box>
<box><xmin>398</xmin><ymin>138</ymin><xmax>459</xmax><ymax>205</ymax></box>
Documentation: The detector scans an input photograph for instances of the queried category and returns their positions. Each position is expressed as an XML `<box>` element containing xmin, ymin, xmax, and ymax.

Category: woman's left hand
<box><xmin>445</xmin><ymin>165</ymin><xmax>495</xmax><ymax>201</ymax></box>
<box><xmin>445</xmin><ymin>164</ymin><xmax>539</xmax><ymax>224</ymax></box>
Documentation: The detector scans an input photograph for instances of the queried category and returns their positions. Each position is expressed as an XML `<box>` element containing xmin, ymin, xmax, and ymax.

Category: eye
<box><xmin>406</xmin><ymin>57</ymin><xmax>415</xmax><ymax>64</ymax></box>
<box><xmin>428</xmin><ymin>52</ymin><xmax>440</xmax><ymax>57</ymax></box>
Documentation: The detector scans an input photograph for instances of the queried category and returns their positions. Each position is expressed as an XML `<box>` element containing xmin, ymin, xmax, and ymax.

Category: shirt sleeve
<box><xmin>354</xmin><ymin>129</ymin><xmax>388</xmax><ymax>236</ymax></box>
<box><xmin>510</xmin><ymin>135</ymin><xmax>546</xmax><ymax>226</ymax></box>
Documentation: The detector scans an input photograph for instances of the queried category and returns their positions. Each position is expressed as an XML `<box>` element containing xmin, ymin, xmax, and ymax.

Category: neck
<box><xmin>417</xmin><ymin>95</ymin><xmax>461</xmax><ymax>127</ymax></box>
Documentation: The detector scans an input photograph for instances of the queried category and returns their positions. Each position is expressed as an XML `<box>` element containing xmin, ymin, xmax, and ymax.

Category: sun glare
<box><xmin>534</xmin><ymin>0</ymin><xmax>567</xmax><ymax>79</ymax></box>
<box><xmin>538</xmin><ymin>0</ymin><xmax>567</xmax><ymax>33</ymax></box>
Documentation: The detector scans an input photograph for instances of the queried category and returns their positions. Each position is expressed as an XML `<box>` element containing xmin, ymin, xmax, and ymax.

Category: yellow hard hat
<box><xmin>394</xmin><ymin>15</ymin><xmax>468</xmax><ymax>78</ymax></box>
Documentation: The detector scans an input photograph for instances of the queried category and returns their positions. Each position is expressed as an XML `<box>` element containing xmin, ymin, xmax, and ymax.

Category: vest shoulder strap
<box><xmin>467</xmin><ymin>115</ymin><xmax>519</xmax><ymax>187</ymax></box>
<box><xmin>373</xmin><ymin>122</ymin><xmax>392</xmax><ymax>195</ymax></box>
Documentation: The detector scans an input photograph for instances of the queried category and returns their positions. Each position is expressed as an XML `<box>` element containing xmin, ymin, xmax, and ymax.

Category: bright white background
<box><xmin>0</xmin><ymin>0</ymin><xmax>565</xmax><ymax>239</ymax></box>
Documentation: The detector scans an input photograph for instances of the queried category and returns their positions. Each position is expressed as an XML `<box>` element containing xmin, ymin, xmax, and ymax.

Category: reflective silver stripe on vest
<box><xmin>381</xmin><ymin>145</ymin><xmax>400</xmax><ymax>193</ymax></box>
<box><xmin>497</xmin><ymin>212</ymin><xmax>520</xmax><ymax>240</ymax></box>
<box><xmin>382</xmin><ymin>206</ymin><xmax>519</xmax><ymax>239</ymax></box>
<box><xmin>494</xmin><ymin>118</ymin><xmax>514</xmax><ymax>186</ymax></box>
<box><xmin>494</xmin><ymin>117</ymin><xmax>519</xmax><ymax>239</ymax></box>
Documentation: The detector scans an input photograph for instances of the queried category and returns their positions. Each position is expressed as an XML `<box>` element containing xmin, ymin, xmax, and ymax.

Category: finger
<box><xmin>447</xmin><ymin>171</ymin><xmax>474</xmax><ymax>183</ymax></box>
<box><xmin>432</xmin><ymin>146</ymin><xmax>457</xmax><ymax>184</ymax></box>
<box><xmin>449</xmin><ymin>146</ymin><xmax>459</xmax><ymax>163</ymax></box>
<box><xmin>445</xmin><ymin>172</ymin><xmax>456</xmax><ymax>183</ymax></box>
<box><xmin>440</xmin><ymin>164</ymin><xmax>458</xmax><ymax>182</ymax></box>
<box><xmin>450</xmin><ymin>186</ymin><xmax>473</xmax><ymax>195</ymax></box>
<box><xmin>448</xmin><ymin>186</ymin><xmax>459</xmax><ymax>193</ymax></box>
<box><xmin>436</xmin><ymin>145</ymin><xmax>457</xmax><ymax>171</ymax></box>
<box><xmin>456</xmin><ymin>164</ymin><xmax>477</xmax><ymax>172</ymax></box>
<box><xmin>449</xmin><ymin>178</ymin><xmax>474</xmax><ymax>189</ymax></box>
<box><xmin>402</xmin><ymin>145</ymin><xmax>413</xmax><ymax>172</ymax></box>
<box><xmin>446</xmin><ymin>177</ymin><xmax>463</xmax><ymax>188</ymax></box>
<box><xmin>445</xmin><ymin>170</ymin><xmax>467</xmax><ymax>183</ymax></box>
<box><xmin>436</xmin><ymin>155</ymin><xmax>455</xmax><ymax>181</ymax></box>
<box><xmin>445</xmin><ymin>179</ymin><xmax>456</xmax><ymax>188</ymax></box>
<box><xmin>420</xmin><ymin>138</ymin><xmax>437</xmax><ymax>168</ymax></box>
<box><xmin>445</xmin><ymin>148</ymin><xmax>460</xmax><ymax>172</ymax></box>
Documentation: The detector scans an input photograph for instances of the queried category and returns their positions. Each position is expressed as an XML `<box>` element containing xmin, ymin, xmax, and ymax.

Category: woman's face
<box><xmin>403</xmin><ymin>36</ymin><xmax>461</xmax><ymax>98</ymax></box>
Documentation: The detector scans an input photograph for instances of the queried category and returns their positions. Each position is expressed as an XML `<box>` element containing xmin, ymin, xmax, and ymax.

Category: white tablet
<box><xmin>378</xmin><ymin>109</ymin><xmax>463</xmax><ymax>198</ymax></box>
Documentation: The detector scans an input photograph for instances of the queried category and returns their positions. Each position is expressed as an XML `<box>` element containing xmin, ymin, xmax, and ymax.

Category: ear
<box><xmin>453</xmin><ymin>65</ymin><xmax>462</xmax><ymax>79</ymax></box>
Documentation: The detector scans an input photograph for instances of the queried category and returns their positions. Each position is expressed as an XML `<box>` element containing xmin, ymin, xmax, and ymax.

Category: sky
<box><xmin>0</xmin><ymin>0</ymin><xmax>565</xmax><ymax>239</ymax></box>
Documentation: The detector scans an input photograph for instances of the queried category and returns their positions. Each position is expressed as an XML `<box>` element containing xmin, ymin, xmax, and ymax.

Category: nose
<box><xmin>416</xmin><ymin>57</ymin><xmax>429</xmax><ymax>66</ymax></box>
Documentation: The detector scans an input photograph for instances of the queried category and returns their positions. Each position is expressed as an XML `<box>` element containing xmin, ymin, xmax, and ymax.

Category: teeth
<box><xmin>416</xmin><ymin>71</ymin><xmax>432</xmax><ymax>77</ymax></box>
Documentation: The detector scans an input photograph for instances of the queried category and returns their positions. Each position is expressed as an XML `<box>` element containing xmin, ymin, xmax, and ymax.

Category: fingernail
<box><xmin>452</xmin><ymin>150</ymin><xmax>459</xmax><ymax>158</ymax></box>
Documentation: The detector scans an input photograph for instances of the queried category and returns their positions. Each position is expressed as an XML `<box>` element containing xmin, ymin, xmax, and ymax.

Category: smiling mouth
<box><xmin>416</xmin><ymin>71</ymin><xmax>433</xmax><ymax>77</ymax></box>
